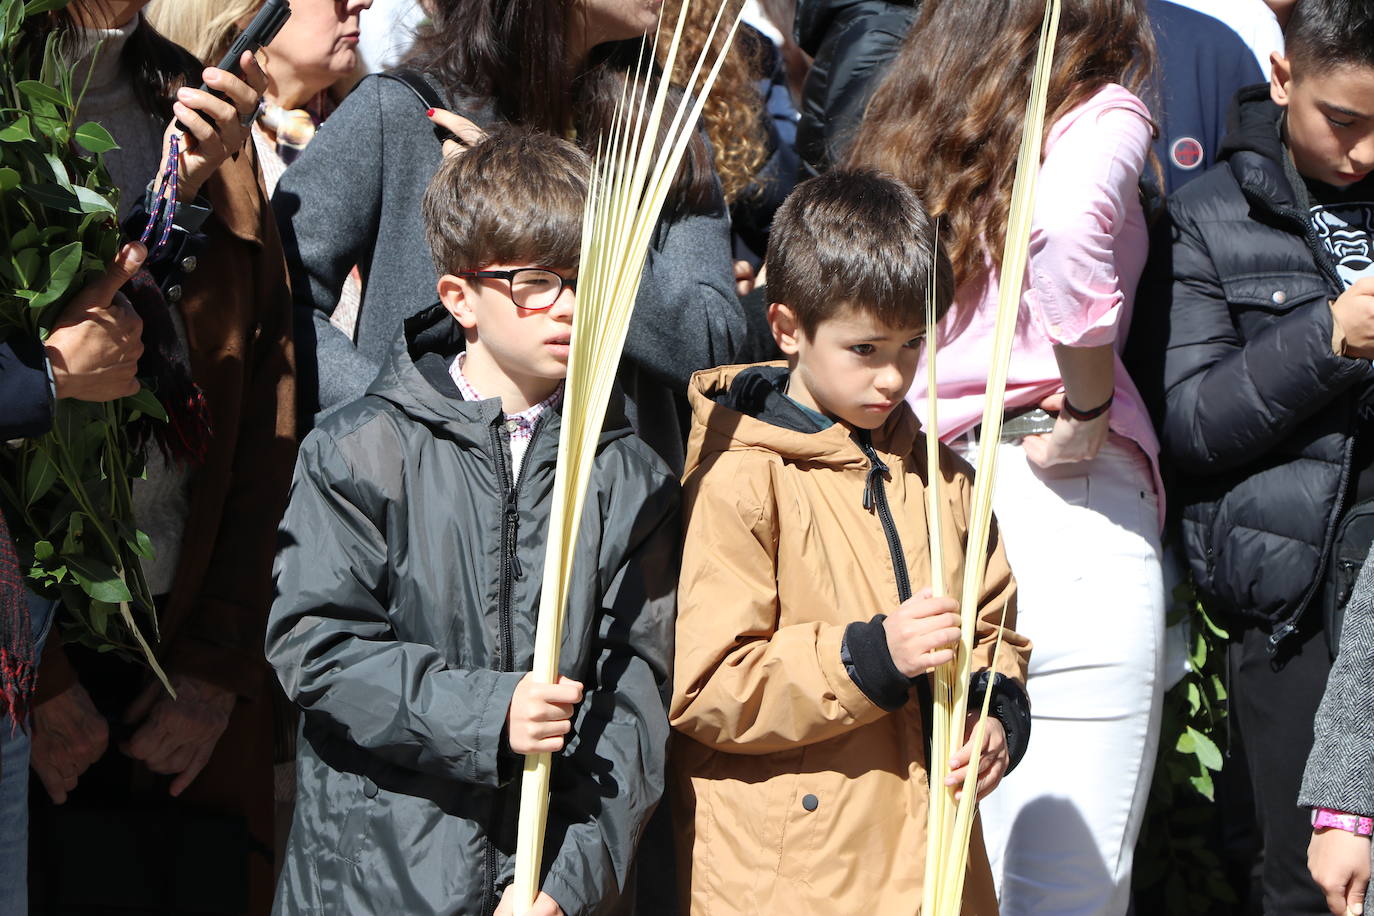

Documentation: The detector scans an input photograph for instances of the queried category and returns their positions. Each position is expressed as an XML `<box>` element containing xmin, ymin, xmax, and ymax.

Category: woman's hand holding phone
<box><xmin>163</xmin><ymin>50</ymin><xmax>269</xmax><ymax>201</ymax></box>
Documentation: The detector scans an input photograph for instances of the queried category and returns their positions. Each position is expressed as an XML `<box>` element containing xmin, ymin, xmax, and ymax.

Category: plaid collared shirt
<box><xmin>450</xmin><ymin>353</ymin><xmax>562</xmax><ymax>479</ymax></box>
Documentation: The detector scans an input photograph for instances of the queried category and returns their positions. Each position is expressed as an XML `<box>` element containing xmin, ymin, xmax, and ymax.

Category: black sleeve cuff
<box><xmin>970</xmin><ymin>670</ymin><xmax>1032</xmax><ymax>772</ymax></box>
<box><xmin>842</xmin><ymin>614</ymin><xmax>912</xmax><ymax>711</ymax></box>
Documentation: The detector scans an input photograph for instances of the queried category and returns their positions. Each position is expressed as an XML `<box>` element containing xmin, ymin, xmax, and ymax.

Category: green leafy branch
<box><xmin>1133</xmin><ymin>576</ymin><xmax>1234</xmax><ymax>913</ymax></box>
<box><xmin>0</xmin><ymin>0</ymin><xmax>171</xmax><ymax>692</ymax></box>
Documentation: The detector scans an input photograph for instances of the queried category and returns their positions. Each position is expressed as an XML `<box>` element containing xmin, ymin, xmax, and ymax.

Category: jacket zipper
<box><xmin>858</xmin><ymin>431</ymin><xmax>912</xmax><ymax>602</ymax></box>
<box><xmin>1246</xmin><ymin>185</ymin><xmax>1356</xmax><ymax>652</ymax></box>
<box><xmin>482</xmin><ymin>415</ymin><xmax>548</xmax><ymax>914</ymax></box>
<box><xmin>857</xmin><ymin>432</ymin><xmax>937</xmax><ymax>777</ymax></box>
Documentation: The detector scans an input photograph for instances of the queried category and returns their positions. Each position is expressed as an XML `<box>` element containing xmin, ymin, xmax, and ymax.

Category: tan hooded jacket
<box><xmin>670</xmin><ymin>363</ymin><xmax>1032</xmax><ymax>915</ymax></box>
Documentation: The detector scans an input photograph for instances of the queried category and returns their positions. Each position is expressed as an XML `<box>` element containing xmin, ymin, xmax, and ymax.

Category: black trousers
<box><xmin>1228</xmin><ymin>618</ymin><xmax>1333</xmax><ymax>915</ymax></box>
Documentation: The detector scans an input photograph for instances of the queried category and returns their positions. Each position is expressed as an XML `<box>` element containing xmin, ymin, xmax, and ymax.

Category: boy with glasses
<box><xmin>266</xmin><ymin>128</ymin><xmax>679</xmax><ymax>916</ymax></box>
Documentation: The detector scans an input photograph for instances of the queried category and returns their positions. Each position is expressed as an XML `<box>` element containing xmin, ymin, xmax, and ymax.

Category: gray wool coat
<box><xmin>273</xmin><ymin>73</ymin><xmax>759</xmax><ymax>472</ymax></box>
<box><xmin>1301</xmin><ymin>543</ymin><xmax>1374</xmax><ymax>816</ymax></box>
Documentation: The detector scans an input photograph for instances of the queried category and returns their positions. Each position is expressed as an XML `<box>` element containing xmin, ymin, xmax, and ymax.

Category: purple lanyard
<box><xmin>137</xmin><ymin>133</ymin><xmax>181</xmax><ymax>258</ymax></box>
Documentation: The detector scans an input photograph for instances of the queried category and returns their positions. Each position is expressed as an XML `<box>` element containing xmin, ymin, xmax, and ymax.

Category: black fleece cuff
<box><xmin>842</xmin><ymin>614</ymin><xmax>912</xmax><ymax>711</ymax></box>
<box><xmin>970</xmin><ymin>670</ymin><xmax>1032</xmax><ymax>772</ymax></box>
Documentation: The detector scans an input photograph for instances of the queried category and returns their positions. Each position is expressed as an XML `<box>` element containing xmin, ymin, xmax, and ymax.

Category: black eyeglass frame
<box><xmin>455</xmin><ymin>267</ymin><xmax>577</xmax><ymax>311</ymax></box>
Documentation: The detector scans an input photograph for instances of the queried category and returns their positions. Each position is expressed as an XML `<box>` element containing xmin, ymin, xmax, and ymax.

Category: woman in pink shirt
<box><xmin>849</xmin><ymin>2</ymin><xmax>1163</xmax><ymax>914</ymax></box>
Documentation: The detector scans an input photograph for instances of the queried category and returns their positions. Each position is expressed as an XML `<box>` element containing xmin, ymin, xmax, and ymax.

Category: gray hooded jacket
<box><xmin>267</xmin><ymin>304</ymin><xmax>680</xmax><ymax>915</ymax></box>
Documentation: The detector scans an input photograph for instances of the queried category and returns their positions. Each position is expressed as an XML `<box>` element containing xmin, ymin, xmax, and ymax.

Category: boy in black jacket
<box><xmin>1152</xmin><ymin>1</ymin><xmax>1374</xmax><ymax>911</ymax></box>
<box><xmin>266</xmin><ymin>129</ymin><xmax>679</xmax><ymax>916</ymax></box>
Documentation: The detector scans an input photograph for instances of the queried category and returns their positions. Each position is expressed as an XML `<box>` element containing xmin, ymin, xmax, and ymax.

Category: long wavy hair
<box><xmin>405</xmin><ymin>0</ymin><xmax>717</xmax><ymax>211</ymax></box>
<box><xmin>845</xmin><ymin>0</ymin><xmax>1156</xmax><ymax>287</ymax></box>
<box><xmin>657</xmin><ymin>0</ymin><xmax>767</xmax><ymax>203</ymax></box>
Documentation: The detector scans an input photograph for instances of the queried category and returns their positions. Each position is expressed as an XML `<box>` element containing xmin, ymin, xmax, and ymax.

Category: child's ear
<box><xmin>1270</xmin><ymin>53</ymin><xmax>1294</xmax><ymax>109</ymax></box>
<box><xmin>769</xmin><ymin>302</ymin><xmax>804</xmax><ymax>356</ymax></box>
<box><xmin>438</xmin><ymin>274</ymin><xmax>478</xmax><ymax>330</ymax></box>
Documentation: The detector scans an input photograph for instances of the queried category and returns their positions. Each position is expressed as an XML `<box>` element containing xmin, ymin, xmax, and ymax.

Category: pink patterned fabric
<box><xmin>906</xmin><ymin>83</ymin><xmax>1164</xmax><ymax>525</ymax></box>
<box><xmin>450</xmin><ymin>352</ymin><xmax>562</xmax><ymax>478</ymax></box>
<box><xmin>1313</xmin><ymin>808</ymin><xmax>1374</xmax><ymax>836</ymax></box>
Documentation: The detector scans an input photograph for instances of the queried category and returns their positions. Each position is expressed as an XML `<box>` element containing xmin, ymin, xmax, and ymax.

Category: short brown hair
<box><xmin>766</xmin><ymin>169</ymin><xmax>955</xmax><ymax>335</ymax></box>
<box><xmin>422</xmin><ymin>126</ymin><xmax>591</xmax><ymax>276</ymax></box>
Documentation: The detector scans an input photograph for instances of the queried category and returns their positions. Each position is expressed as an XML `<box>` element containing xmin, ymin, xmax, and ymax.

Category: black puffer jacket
<box><xmin>268</xmin><ymin>305</ymin><xmax>680</xmax><ymax>915</ymax></box>
<box><xmin>793</xmin><ymin>0</ymin><xmax>918</xmax><ymax>177</ymax></box>
<box><xmin>1155</xmin><ymin>86</ymin><xmax>1373</xmax><ymax>645</ymax></box>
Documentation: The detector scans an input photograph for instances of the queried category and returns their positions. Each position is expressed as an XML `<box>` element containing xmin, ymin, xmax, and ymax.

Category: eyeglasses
<box><xmin>456</xmin><ymin>267</ymin><xmax>577</xmax><ymax>311</ymax></box>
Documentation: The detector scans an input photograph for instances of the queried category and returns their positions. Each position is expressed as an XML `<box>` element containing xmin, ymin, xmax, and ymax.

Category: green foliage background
<box><xmin>1133</xmin><ymin>579</ymin><xmax>1237</xmax><ymax>914</ymax></box>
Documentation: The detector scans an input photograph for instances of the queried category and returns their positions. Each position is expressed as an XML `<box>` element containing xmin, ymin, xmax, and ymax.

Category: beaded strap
<box><xmin>138</xmin><ymin>133</ymin><xmax>181</xmax><ymax>258</ymax></box>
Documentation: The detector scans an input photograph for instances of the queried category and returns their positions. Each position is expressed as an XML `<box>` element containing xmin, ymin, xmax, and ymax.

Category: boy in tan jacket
<box><xmin>670</xmin><ymin>171</ymin><xmax>1032</xmax><ymax>914</ymax></box>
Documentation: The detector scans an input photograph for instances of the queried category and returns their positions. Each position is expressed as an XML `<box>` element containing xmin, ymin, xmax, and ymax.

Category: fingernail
<box><xmin>426</xmin><ymin>108</ymin><xmax>435</xmax><ymax>117</ymax></box>
<box><xmin>177</xmin><ymin>86</ymin><xmax>194</xmax><ymax>100</ymax></box>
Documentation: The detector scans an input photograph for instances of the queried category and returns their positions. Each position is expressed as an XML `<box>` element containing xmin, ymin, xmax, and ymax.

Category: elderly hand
<box><xmin>167</xmin><ymin>50</ymin><xmax>270</xmax><ymax>201</ymax></box>
<box><xmin>120</xmin><ymin>673</ymin><xmax>236</xmax><ymax>797</ymax></box>
<box><xmin>31</xmin><ymin>681</ymin><xmax>110</xmax><ymax>804</ymax></box>
<box><xmin>45</xmin><ymin>242</ymin><xmax>146</xmax><ymax>402</ymax></box>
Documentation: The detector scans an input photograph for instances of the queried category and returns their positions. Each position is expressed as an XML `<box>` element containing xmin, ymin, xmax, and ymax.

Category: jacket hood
<box><xmin>795</xmin><ymin>0</ymin><xmax>916</xmax><ymax>56</ymax></box>
<box><xmin>1219</xmin><ymin>84</ymin><xmax>1303</xmax><ymax>212</ymax></box>
<box><xmin>365</xmin><ymin>302</ymin><xmax>631</xmax><ymax>448</ymax></box>
<box><xmin>686</xmin><ymin>362</ymin><xmax>920</xmax><ymax>473</ymax></box>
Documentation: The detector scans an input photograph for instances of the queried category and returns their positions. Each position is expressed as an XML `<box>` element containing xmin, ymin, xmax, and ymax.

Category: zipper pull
<box><xmin>505</xmin><ymin>488</ymin><xmax>523</xmax><ymax>578</ymax></box>
<box><xmin>1266</xmin><ymin>623</ymin><xmax>1296</xmax><ymax>654</ymax></box>
<box><xmin>858</xmin><ymin>432</ymin><xmax>887</xmax><ymax>512</ymax></box>
<box><xmin>864</xmin><ymin>465</ymin><xmax>881</xmax><ymax>512</ymax></box>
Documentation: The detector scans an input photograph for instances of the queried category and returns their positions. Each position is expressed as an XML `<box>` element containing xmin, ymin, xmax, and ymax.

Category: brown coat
<box><xmin>670</xmin><ymin>363</ymin><xmax>1031</xmax><ymax>915</ymax></box>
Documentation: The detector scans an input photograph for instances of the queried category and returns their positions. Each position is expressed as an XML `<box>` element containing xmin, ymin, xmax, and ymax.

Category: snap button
<box><xmin>180</xmin><ymin>255</ymin><xmax>197</xmax><ymax>273</ymax></box>
<box><xmin>1271</xmin><ymin>290</ymin><xmax>1287</xmax><ymax>305</ymax></box>
<box><xmin>363</xmin><ymin>777</ymin><xmax>378</xmax><ymax>799</ymax></box>
<box><xmin>802</xmin><ymin>793</ymin><xmax>819</xmax><ymax>812</ymax></box>
<box><xmin>166</xmin><ymin>284</ymin><xmax>183</xmax><ymax>302</ymax></box>
<box><xmin>505</xmin><ymin>419</ymin><xmax>521</xmax><ymax>434</ymax></box>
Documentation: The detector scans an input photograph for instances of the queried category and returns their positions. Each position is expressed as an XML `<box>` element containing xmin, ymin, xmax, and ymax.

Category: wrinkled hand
<box><xmin>494</xmin><ymin>886</ymin><xmax>564</xmax><ymax>916</ymax></box>
<box><xmin>734</xmin><ymin>260</ymin><xmax>756</xmax><ymax>297</ymax></box>
<box><xmin>167</xmin><ymin>50</ymin><xmax>269</xmax><ymax>201</ymax></box>
<box><xmin>883</xmin><ymin>587</ymin><xmax>961</xmax><ymax>678</ymax></box>
<box><xmin>506</xmin><ymin>673</ymin><xmax>583</xmax><ymax>756</ymax></box>
<box><xmin>45</xmin><ymin>242</ymin><xmax>146</xmax><ymax>402</ymax></box>
<box><xmin>31</xmin><ymin>681</ymin><xmax>109</xmax><ymax>804</ymax></box>
<box><xmin>1309</xmin><ymin>826</ymin><xmax>1371</xmax><ymax>916</ymax></box>
<box><xmin>427</xmin><ymin>107</ymin><xmax>486</xmax><ymax>158</ymax></box>
<box><xmin>1022</xmin><ymin>393</ymin><xmax>1109</xmax><ymax>468</ymax></box>
<box><xmin>1333</xmin><ymin>277</ymin><xmax>1374</xmax><ymax>360</ymax></box>
<box><xmin>121</xmin><ymin>674</ymin><xmax>236</xmax><ymax>797</ymax></box>
<box><xmin>945</xmin><ymin>712</ymin><xmax>1009</xmax><ymax>802</ymax></box>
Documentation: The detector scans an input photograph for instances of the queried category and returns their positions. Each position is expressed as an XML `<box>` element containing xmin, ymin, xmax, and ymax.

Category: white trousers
<box><xmin>958</xmin><ymin>436</ymin><xmax>1166</xmax><ymax>916</ymax></box>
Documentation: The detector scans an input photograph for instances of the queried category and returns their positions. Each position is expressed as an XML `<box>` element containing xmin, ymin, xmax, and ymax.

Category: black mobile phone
<box><xmin>173</xmin><ymin>0</ymin><xmax>293</xmax><ymax>134</ymax></box>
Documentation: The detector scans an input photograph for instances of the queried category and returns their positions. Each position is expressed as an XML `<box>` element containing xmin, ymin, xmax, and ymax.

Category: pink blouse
<box><xmin>906</xmin><ymin>83</ymin><xmax>1164</xmax><ymax>522</ymax></box>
